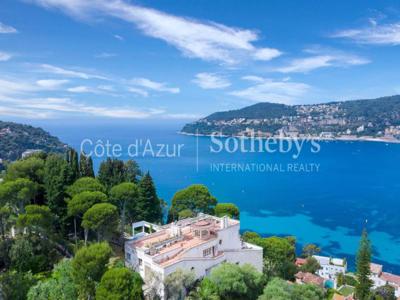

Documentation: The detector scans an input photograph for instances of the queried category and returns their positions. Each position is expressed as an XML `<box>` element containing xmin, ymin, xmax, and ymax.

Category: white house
<box><xmin>313</xmin><ymin>255</ymin><xmax>347</xmax><ymax>288</ymax></box>
<box><xmin>370</xmin><ymin>263</ymin><xmax>400</xmax><ymax>297</ymax></box>
<box><xmin>124</xmin><ymin>214</ymin><xmax>263</xmax><ymax>299</ymax></box>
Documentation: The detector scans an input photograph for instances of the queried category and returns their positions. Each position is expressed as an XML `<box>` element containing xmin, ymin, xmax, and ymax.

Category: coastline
<box><xmin>178</xmin><ymin>131</ymin><xmax>400</xmax><ymax>144</ymax></box>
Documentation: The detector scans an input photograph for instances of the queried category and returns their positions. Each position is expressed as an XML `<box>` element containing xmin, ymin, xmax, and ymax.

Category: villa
<box><xmin>313</xmin><ymin>255</ymin><xmax>347</xmax><ymax>288</ymax></box>
<box><xmin>124</xmin><ymin>213</ymin><xmax>263</xmax><ymax>299</ymax></box>
<box><xmin>369</xmin><ymin>263</ymin><xmax>400</xmax><ymax>297</ymax></box>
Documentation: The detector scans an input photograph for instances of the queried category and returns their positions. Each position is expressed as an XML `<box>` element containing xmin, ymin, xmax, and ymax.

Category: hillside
<box><xmin>0</xmin><ymin>121</ymin><xmax>67</xmax><ymax>161</ymax></box>
<box><xmin>181</xmin><ymin>95</ymin><xmax>400</xmax><ymax>139</ymax></box>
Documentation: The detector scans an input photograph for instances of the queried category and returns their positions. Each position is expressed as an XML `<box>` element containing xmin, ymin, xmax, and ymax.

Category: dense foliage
<box><xmin>0</xmin><ymin>121</ymin><xmax>67</xmax><ymax>161</ymax></box>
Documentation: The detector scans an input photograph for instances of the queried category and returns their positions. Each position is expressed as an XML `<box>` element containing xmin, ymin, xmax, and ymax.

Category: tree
<box><xmin>66</xmin><ymin>148</ymin><xmax>79</xmax><ymax>183</ymax></box>
<box><xmin>258</xmin><ymin>278</ymin><xmax>292</xmax><ymax>300</ymax></box>
<box><xmin>258</xmin><ymin>277</ymin><xmax>324</xmax><ymax>300</ymax></box>
<box><xmin>66</xmin><ymin>177</ymin><xmax>106</xmax><ymax>197</ymax></box>
<box><xmin>98</xmin><ymin>158</ymin><xmax>127</xmax><ymax>190</ymax></box>
<box><xmin>178</xmin><ymin>208</ymin><xmax>195</xmax><ymax>220</ymax></box>
<box><xmin>72</xmin><ymin>242</ymin><xmax>112</xmax><ymax>299</ymax></box>
<box><xmin>169</xmin><ymin>184</ymin><xmax>217</xmax><ymax>221</ymax></box>
<box><xmin>27</xmin><ymin>259</ymin><xmax>77</xmax><ymax>300</ymax></box>
<box><xmin>206</xmin><ymin>263</ymin><xmax>264</xmax><ymax>300</ymax></box>
<box><xmin>355</xmin><ymin>229</ymin><xmax>372</xmax><ymax>300</ymax></box>
<box><xmin>79</xmin><ymin>151</ymin><xmax>95</xmax><ymax>178</ymax></box>
<box><xmin>44</xmin><ymin>154</ymin><xmax>72</xmax><ymax>219</ymax></box>
<box><xmin>82</xmin><ymin>203</ymin><xmax>119</xmax><ymax>242</ymax></box>
<box><xmin>164</xmin><ymin>269</ymin><xmax>196</xmax><ymax>300</ymax></box>
<box><xmin>372</xmin><ymin>284</ymin><xmax>396</xmax><ymax>300</ymax></box>
<box><xmin>96</xmin><ymin>267</ymin><xmax>144</xmax><ymax>300</ymax></box>
<box><xmin>302</xmin><ymin>243</ymin><xmax>321</xmax><ymax>258</ymax></box>
<box><xmin>109</xmin><ymin>182</ymin><xmax>139</xmax><ymax>237</ymax></box>
<box><xmin>193</xmin><ymin>277</ymin><xmax>220</xmax><ymax>300</ymax></box>
<box><xmin>5</xmin><ymin>156</ymin><xmax>45</xmax><ymax>184</ymax></box>
<box><xmin>214</xmin><ymin>203</ymin><xmax>240</xmax><ymax>219</ymax></box>
<box><xmin>241</xmin><ymin>231</ymin><xmax>261</xmax><ymax>242</ymax></box>
<box><xmin>16</xmin><ymin>205</ymin><xmax>54</xmax><ymax>236</ymax></box>
<box><xmin>67</xmin><ymin>191</ymin><xmax>108</xmax><ymax>242</ymax></box>
<box><xmin>299</xmin><ymin>257</ymin><xmax>321</xmax><ymax>274</ymax></box>
<box><xmin>0</xmin><ymin>204</ymin><xmax>12</xmax><ymax>238</ymax></box>
<box><xmin>0</xmin><ymin>271</ymin><xmax>36</xmax><ymax>300</ymax></box>
<box><xmin>137</xmin><ymin>172</ymin><xmax>162</xmax><ymax>223</ymax></box>
<box><xmin>0</xmin><ymin>178</ymin><xmax>37</xmax><ymax>213</ymax></box>
<box><xmin>124</xmin><ymin>159</ymin><xmax>142</xmax><ymax>183</ymax></box>
<box><xmin>10</xmin><ymin>234</ymin><xmax>58</xmax><ymax>273</ymax></box>
<box><xmin>250</xmin><ymin>236</ymin><xmax>296</xmax><ymax>280</ymax></box>
<box><xmin>291</xmin><ymin>283</ymin><xmax>325</xmax><ymax>300</ymax></box>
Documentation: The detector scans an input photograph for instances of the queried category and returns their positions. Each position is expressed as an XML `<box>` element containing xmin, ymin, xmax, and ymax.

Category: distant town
<box><xmin>182</xmin><ymin>95</ymin><xmax>400</xmax><ymax>143</ymax></box>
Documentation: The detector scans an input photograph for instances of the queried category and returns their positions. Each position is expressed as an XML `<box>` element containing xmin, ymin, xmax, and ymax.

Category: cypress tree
<box><xmin>137</xmin><ymin>172</ymin><xmax>162</xmax><ymax>223</ymax></box>
<box><xmin>355</xmin><ymin>229</ymin><xmax>372</xmax><ymax>300</ymax></box>
<box><xmin>66</xmin><ymin>148</ymin><xmax>79</xmax><ymax>183</ymax></box>
<box><xmin>79</xmin><ymin>152</ymin><xmax>94</xmax><ymax>178</ymax></box>
<box><xmin>98</xmin><ymin>158</ymin><xmax>126</xmax><ymax>190</ymax></box>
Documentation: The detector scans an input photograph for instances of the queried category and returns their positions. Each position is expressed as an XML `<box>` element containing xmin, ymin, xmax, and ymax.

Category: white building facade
<box><xmin>313</xmin><ymin>255</ymin><xmax>347</xmax><ymax>288</ymax></box>
<box><xmin>125</xmin><ymin>214</ymin><xmax>263</xmax><ymax>299</ymax></box>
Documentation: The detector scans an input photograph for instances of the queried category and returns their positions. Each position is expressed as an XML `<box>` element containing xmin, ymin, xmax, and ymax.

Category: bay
<box><xmin>34</xmin><ymin>119</ymin><xmax>400</xmax><ymax>273</ymax></box>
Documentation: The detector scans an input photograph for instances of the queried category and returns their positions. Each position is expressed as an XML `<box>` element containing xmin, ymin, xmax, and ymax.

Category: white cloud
<box><xmin>36</xmin><ymin>79</ymin><xmax>69</xmax><ymax>89</ymax></box>
<box><xmin>192</xmin><ymin>73</ymin><xmax>231</xmax><ymax>89</ymax></box>
<box><xmin>131</xmin><ymin>77</ymin><xmax>180</xmax><ymax>94</ymax></box>
<box><xmin>0</xmin><ymin>95</ymin><xmax>162</xmax><ymax>119</ymax></box>
<box><xmin>28</xmin><ymin>0</ymin><xmax>281</xmax><ymax>64</ymax></box>
<box><xmin>276</xmin><ymin>49</ymin><xmax>369</xmax><ymax>73</ymax></box>
<box><xmin>241</xmin><ymin>75</ymin><xmax>265</xmax><ymax>83</ymax></box>
<box><xmin>114</xmin><ymin>34</ymin><xmax>124</xmax><ymax>41</ymax></box>
<box><xmin>95</xmin><ymin>52</ymin><xmax>117</xmax><ymax>58</ymax></box>
<box><xmin>128</xmin><ymin>87</ymin><xmax>149</xmax><ymax>97</ymax></box>
<box><xmin>39</xmin><ymin>64</ymin><xmax>108</xmax><ymax>80</ymax></box>
<box><xmin>332</xmin><ymin>21</ymin><xmax>400</xmax><ymax>45</ymax></box>
<box><xmin>0</xmin><ymin>22</ymin><xmax>17</xmax><ymax>34</ymax></box>
<box><xmin>164</xmin><ymin>113</ymin><xmax>201</xmax><ymax>119</ymax></box>
<box><xmin>0</xmin><ymin>51</ymin><xmax>12</xmax><ymax>61</ymax></box>
<box><xmin>230</xmin><ymin>77</ymin><xmax>310</xmax><ymax>104</ymax></box>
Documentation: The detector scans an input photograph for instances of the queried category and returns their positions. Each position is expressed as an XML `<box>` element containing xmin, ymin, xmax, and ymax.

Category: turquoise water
<box><xmin>33</xmin><ymin>120</ymin><xmax>400</xmax><ymax>273</ymax></box>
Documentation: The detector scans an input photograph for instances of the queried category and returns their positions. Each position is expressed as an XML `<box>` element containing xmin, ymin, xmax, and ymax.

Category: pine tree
<box><xmin>355</xmin><ymin>229</ymin><xmax>372</xmax><ymax>300</ymax></box>
<box><xmin>98</xmin><ymin>158</ymin><xmax>126</xmax><ymax>190</ymax></box>
<box><xmin>79</xmin><ymin>152</ymin><xmax>94</xmax><ymax>178</ymax></box>
<box><xmin>44</xmin><ymin>154</ymin><xmax>73</xmax><ymax>220</ymax></box>
<box><xmin>66</xmin><ymin>148</ymin><xmax>79</xmax><ymax>183</ymax></box>
<box><xmin>137</xmin><ymin>172</ymin><xmax>162</xmax><ymax>223</ymax></box>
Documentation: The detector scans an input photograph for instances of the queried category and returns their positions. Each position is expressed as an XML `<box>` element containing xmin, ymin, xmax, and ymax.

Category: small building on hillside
<box><xmin>124</xmin><ymin>214</ymin><xmax>263</xmax><ymax>299</ymax></box>
<box><xmin>295</xmin><ymin>271</ymin><xmax>324</xmax><ymax>287</ymax></box>
<box><xmin>370</xmin><ymin>263</ymin><xmax>400</xmax><ymax>297</ymax></box>
<box><xmin>313</xmin><ymin>255</ymin><xmax>347</xmax><ymax>288</ymax></box>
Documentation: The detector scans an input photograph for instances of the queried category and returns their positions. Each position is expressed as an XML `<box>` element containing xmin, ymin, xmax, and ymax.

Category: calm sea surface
<box><xmin>34</xmin><ymin>120</ymin><xmax>400</xmax><ymax>273</ymax></box>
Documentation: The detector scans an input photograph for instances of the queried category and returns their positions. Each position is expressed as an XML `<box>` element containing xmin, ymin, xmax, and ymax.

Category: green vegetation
<box><xmin>258</xmin><ymin>277</ymin><xmax>325</xmax><ymax>300</ymax></box>
<box><xmin>182</xmin><ymin>95</ymin><xmax>400</xmax><ymax>137</ymax></box>
<box><xmin>355</xmin><ymin>229</ymin><xmax>373</xmax><ymax>300</ymax></box>
<box><xmin>0</xmin><ymin>121</ymin><xmax>66</xmax><ymax>161</ymax></box>
<box><xmin>168</xmin><ymin>184</ymin><xmax>217</xmax><ymax>221</ymax></box>
<box><xmin>191</xmin><ymin>263</ymin><xmax>265</xmax><ymax>300</ymax></box>
<box><xmin>214</xmin><ymin>203</ymin><xmax>240</xmax><ymax>219</ymax></box>
<box><xmin>0</xmin><ymin>153</ymin><xmax>159</xmax><ymax>299</ymax></box>
<box><xmin>96</xmin><ymin>267</ymin><xmax>144</xmax><ymax>300</ymax></box>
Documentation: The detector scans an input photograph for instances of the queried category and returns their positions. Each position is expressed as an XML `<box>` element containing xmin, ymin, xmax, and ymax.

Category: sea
<box><xmin>31</xmin><ymin>119</ymin><xmax>400</xmax><ymax>273</ymax></box>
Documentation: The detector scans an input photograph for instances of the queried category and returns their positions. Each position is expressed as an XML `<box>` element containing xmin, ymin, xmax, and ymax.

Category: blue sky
<box><xmin>1</xmin><ymin>0</ymin><xmax>400</xmax><ymax>121</ymax></box>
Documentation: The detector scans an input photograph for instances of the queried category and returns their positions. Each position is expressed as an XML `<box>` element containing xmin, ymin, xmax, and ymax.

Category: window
<box><xmin>195</xmin><ymin>230</ymin><xmax>200</xmax><ymax>237</ymax></box>
<box><xmin>126</xmin><ymin>252</ymin><xmax>131</xmax><ymax>260</ymax></box>
<box><xmin>139</xmin><ymin>258</ymin><xmax>143</xmax><ymax>266</ymax></box>
<box><xmin>203</xmin><ymin>247</ymin><xmax>212</xmax><ymax>257</ymax></box>
<box><xmin>219</xmin><ymin>239</ymin><xmax>222</xmax><ymax>245</ymax></box>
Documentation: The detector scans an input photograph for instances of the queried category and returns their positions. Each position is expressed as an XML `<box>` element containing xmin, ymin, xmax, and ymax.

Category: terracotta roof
<box><xmin>381</xmin><ymin>272</ymin><xmax>400</xmax><ymax>286</ymax></box>
<box><xmin>295</xmin><ymin>271</ymin><xmax>324</xmax><ymax>286</ymax></box>
<box><xmin>370</xmin><ymin>263</ymin><xmax>383</xmax><ymax>274</ymax></box>
<box><xmin>295</xmin><ymin>257</ymin><xmax>307</xmax><ymax>266</ymax></box>
<box><xmin>332</xmin><ymin>294</ymin><xmax>345</xmax><ymax>300</ymax></box>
